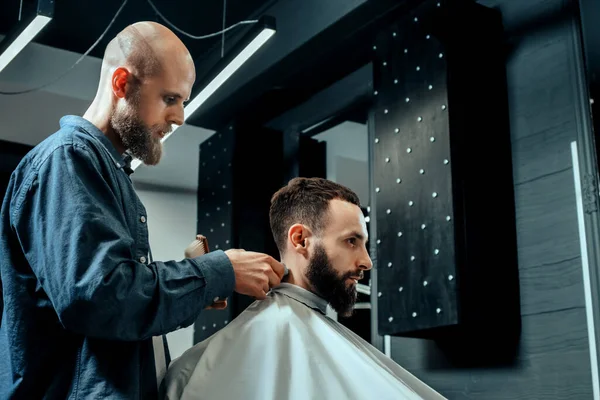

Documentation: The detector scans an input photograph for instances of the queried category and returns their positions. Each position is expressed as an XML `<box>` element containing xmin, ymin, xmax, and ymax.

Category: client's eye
<box><xmin>164</xmin><ymin>96</ymin><xmax>177</xmax><ymax>105</ymax></box>
<box><xmin>347</xmin><ymin>238</ymin><xmax>357</xmax><ymax>246</ymax></box>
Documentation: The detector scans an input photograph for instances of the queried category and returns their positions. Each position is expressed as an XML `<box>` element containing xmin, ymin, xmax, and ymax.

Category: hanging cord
<box><xmin>146</xmin><ymin>0</ymin><xmax>257</xmax><ymax>40</ymax></box>
<box><xmin>18</xmin><ymin>0</ymin><xmax>23</xmax><ymax>21</ymax></box>
<box><xmin>0</xmin><ymin>0</ymin><xmax>259</xmax><ymax>95</ymax></box>
<box><xmin>0</xmin><ymin>0</ymin><xmax>130</xmax><ymax>95</ymax></box>
<box><xmin>221</xmin><ymin>0</ymin><xmax>227</xmax><ymax>58</ymax></box>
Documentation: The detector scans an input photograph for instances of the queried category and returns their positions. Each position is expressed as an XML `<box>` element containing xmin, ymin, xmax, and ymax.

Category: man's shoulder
<box><xmin>25</xmin><ymin>124</ymin><xmax>101</xmax><ymax>169</ymax></box>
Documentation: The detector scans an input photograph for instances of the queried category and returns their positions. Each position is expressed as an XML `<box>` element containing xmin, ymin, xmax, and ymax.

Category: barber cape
<box><xmin>163</xmin><ymin>283</ymin><xmax>446</xmax><ymax>400</ymax></box>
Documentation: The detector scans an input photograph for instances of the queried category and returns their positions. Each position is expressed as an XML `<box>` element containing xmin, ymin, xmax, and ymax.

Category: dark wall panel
<box><xmin>380</xmin><ymin>0</ymin><xmax>594</xmax><ymax>397</ymax></box>
<box><xmin>371</xmin><ymin>0</ymin><xmax>520</xmax><ymax>356</ymax></box>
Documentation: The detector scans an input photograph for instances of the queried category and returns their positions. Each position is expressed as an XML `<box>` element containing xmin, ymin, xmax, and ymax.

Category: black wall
<box><xmin>381</xmin><ymin>0</ymin><xmax>595</xmax><ymax>397</ymax></box>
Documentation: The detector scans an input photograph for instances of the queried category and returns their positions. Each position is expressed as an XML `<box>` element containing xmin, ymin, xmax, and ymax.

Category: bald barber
<box><xmin>0</xmin><ymin>21</ymin><xmax>285</xmax><ymax>399</ymax></box>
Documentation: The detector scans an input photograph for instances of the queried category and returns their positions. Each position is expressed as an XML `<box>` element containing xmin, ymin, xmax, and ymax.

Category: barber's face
<box><xmin>306</xmin><ymin>200</ymin><xmax>372</xmax><ymax>317</ymax></box>
<box><xmin>111</xmin><ymin>60</ymin><xmax>195</xmax><ymax>165</ymax></box>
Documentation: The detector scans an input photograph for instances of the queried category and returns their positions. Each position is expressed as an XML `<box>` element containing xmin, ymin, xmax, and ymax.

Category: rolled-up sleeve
<box><xmin>10</xmin><ymin>143</ymin><xmax>235</xmax><ymax>341</ymax></box>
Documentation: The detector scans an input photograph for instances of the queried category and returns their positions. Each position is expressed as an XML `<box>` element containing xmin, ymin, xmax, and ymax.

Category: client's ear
<box><xmin>288</xmin><ymin>224</ymin><xmax>311</xmax><ymax>255</ymax></box>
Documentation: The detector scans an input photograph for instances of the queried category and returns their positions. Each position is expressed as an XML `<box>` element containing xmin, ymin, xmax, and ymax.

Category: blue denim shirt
<box><xmin>0</xmin><ymin>115</ymin><xmax>235</xmax><ymax>399</ymax></box>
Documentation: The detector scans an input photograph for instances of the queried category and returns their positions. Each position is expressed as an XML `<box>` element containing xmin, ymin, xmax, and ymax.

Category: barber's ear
<box><xmin>112</xmin><ymin>67</ymin><xmax>131</xmax><ymax>99</ymax></box>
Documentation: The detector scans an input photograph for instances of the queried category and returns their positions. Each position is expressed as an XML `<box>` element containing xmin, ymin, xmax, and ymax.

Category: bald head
<box><xmin>102</xmin><ymin>21</ymin><xmax>193</xmax><ymax>83</ymax></box>
<box><xmin>86</xmin><ymin>21</ymin><xmax>196</xmax><ymax>166</ymax></box>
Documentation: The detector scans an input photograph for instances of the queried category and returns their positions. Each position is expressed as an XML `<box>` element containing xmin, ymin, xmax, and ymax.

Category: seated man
<box><xmin>163</xmin><ymin>177</ymin><xmax>446</xmax><ymax>400</ymax></box>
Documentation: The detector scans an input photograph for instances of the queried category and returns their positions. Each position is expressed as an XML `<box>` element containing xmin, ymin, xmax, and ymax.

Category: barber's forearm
<box><xmin>55</xmin><ymin>251</ymin><xmax>235</xmax><ymax>341</ymax></box>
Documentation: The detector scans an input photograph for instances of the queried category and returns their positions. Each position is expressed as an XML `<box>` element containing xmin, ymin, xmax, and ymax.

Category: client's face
<box><xmin>305</xmin><ymin>200</ymin><xmax>373</xmax><ymax>317</ymax></box>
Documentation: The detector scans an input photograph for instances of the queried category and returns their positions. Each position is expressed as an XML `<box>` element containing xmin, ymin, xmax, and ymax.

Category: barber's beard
<box><xmin>110</xmin><ymin>95</ymin><xmax>168</xmax><ymax>166</ymax></box>
<box><xmin>305</xmin><ymin>244</ymin><xmax>361</xmax><ymax>317</ymax></box>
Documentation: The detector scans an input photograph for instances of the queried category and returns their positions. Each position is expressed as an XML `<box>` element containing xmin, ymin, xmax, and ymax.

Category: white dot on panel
<box><xmin>374</xmin><ymin>90</ymin><xmax>378</xmax><ymax>96</ymax></box>
<box><xmin>434</xmin><ymin>249</ymin><xmax>440</xmax><ymax>255</ymax></box>
<box><xmin>442</xmin><ymin>105</ymin><xmax>447</xmax><ymax>110</ymax></box>
<box><xmin>404</xmin><ymin>48</ymin><xmax>408</xmax><ymax>54</ymax></box>
<box><xmin>410</xmin><ymin>256</ymin><xmax>416</xmax><ymax>261</ymax></box>
<box><xmin>397</xmin><ymin>231</ymin><xmax>403</xmax><ymax>237</ymax></box>
<box><xmin>384</xmin><ymin>109</ymin><xmax>389</xmax><ymax>114</ymax></box>
<box><xmin>226</xmin><ymin>240</ymin><xmax>230</xmax><ymax>244</ymax></box>
<box><xmin>439</xmin><ymin>53</ymin><xmax>444</xmax><ymax>58</ymax></box>
<box><xmin>421</xmin><ymin>224</ymin><xmax>426</xmax><ymax>229</ymax></box>
<box><xmin>393</xmin><ymin>32</ymin><xmax>397</xmax><ymax>37</ymax></box>
<box><xmin>423</xmin><ymin>281</ymin><xmax>428</xmax><ymax>286</ymax></box>
<box><xmin>217</xmin><ymin>207</ymin><xmax>221</xmax><ymax>211</ymax></box>
<box><xmin>437</xmin><ymin>308</ymin><xmax>442</xmax><ymax>314</ymax></box>
<box><xmin>416</xmin><ymin>66</ymin><xmax>421</xmax><ymax>71</ymax></box>
<box><xmin>378</xmin><ymin>292</ymin><xmax>382</xmax><ymax>297</ymax></box>
<box><xmin>395</xmin><ymin>128</ymin><xmax>400</xmax><ymax>133</ymax></box>
<box><xmin>385</xmin><ymin>158</ymin><xmax>390</xmax><ymax>163</ymax></box>
<box><xmin>429</xmin><ymin>85</ymin><xmax>433</xmax><ymax>90</ymax></box>
<box><xmin>418</xmin><ymin>116</ymin><xmax>423</xmax><ymax>122</ymax></box>
<box><xmin>215</xmin><ymin>245</ymin><xmax>219</xmax><ymax>249</ymax></box>
<box><xmin>399</xmin><ymin>286</ymin><xmax>404</xmax><ymax>292</ymax></box>
<box><xmin>388</xmin><ymin>262</ymin><xmax>393</xmax><ymax>267</ymax></box>
<box><xmin>383</xmin><ymin>61</ymin><xmax>387</xmax><ymax>66</ymax></box>
<box><xmin>206</xmin><ymin>213</ymin><xmax>210</xmax><ymax>217</ymax></box>
<box><xmin>373</xmin><ymin>45</ymin><xmax>377</xmax><ymax>50</ymax></box>
<box><xmin>449</xmin><ymin>275</ymin><xmax>454</xmax><ymax>281</ymax></box>
<box><xmin>376</xmin><ymin>187</ymin><xmax>381</xmax><ymax>193</ymax></box>
<box><xmin>405</xmin><ymin>97</ymin><xmax>410</xmax><ymax>102</ymax></box>
<box><xmin>365</xmin><ymin>216</ymin><xmax>371</xmax><ymax>223</ymax></box>
<box><xmin>367</xmin><ymin>206</ymin><xmax>371</xmax><ymax>213</ymax></box>
<box><xmin>210</xmin><ymin>228</ymin><xmax>214</xmax><ymax>232</ymax></box>
<box><xmin>409</xmin><ymin>201</ymin><xmax>414</xmax><ymax>206</ymax></box>
<box><xmin>388</xmin><ymin>316</ymin><xmax>394</xmax><ymax>322</ymax></box>
<box><xmin>426</xmin><ymin>34</ymin><xmax>431</xmax><ymax>39</ymax></box>
<box><xmin>394</xmin><ymin>79</ymin><xmax>398</xmax><ymax>84</ymax></box>
<box><xmin>432</xmin><ymin>192</ymin><xmax>438</xmax><ymax>198</ymax></box>
<box><xmin>221</xmin><ymin>223</ymin><xmax>225</xmax><ymax>227</ymax></box>
<box><xmin>420</xmin><ymin>169</ymin><xmax>425</xmax><ymax>174</ymax></box>
<box><xmin>446</xmin><ymin>215</ymin><xmax>452</xmax><ymax>221</ymax></box>
<box><xmin>375</xmin><ymin>138</ymin><xmax>380</xmax><ymax>143</ymax></box>
<box><xmin>377</xmin><ymin>239</ymin><xmax>381</xmax><ymax>244</ymax></box>
<box><xmin>406</xmin><ymin>148</ymin><xmax>412</xmax><ymax>153</ymax></box>
<box><xmin>430</xmin><ymin>137</ymin><xmax>435</xmax><ymax>142</ymax></box>
<box><xmin>396</xmin><ymin>178</ymin><xmax>402</xmax><ymax>184</ymax></box>
<box><xmin>386</xmin><ymin>209</ymin><xmax>392</xmax><ymax>214</ymax></box>
<box><xmin>228</xmin><ymin>201</ymin><xmax>231</xmax><ymax>205</ymax></box>
<box><xmin>412</xmin><ymin>312</ymin><xmax>418</xmax><ymax>317</ymax></box>
<box><xmin>414</xmin><ymin>17</ymin><xmax>418</xmax><ymax>22</ymax></box>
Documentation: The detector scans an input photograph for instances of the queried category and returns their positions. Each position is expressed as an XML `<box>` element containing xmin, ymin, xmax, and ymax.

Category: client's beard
<box><xmin>305</xmin><ymin>244</ymin><xmax>361</xmax><ymax>317</ymax></box>
<box><xmin>110</xmin><ymin>90</ymin><xmax>168</xmax><ymax>166</ymax></box>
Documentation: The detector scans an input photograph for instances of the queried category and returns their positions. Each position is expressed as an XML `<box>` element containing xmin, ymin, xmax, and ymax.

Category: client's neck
<box><xmin>280</xmin><ymin>258</ymin><xmax>312</xmax><ymax>292</ymax></box>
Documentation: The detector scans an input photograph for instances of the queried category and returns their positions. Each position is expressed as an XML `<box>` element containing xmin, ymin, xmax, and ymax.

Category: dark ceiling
<box><xmin>0</xmin><ymin>0</ymin><xmax>275</xmax><ymax>68</ymax></box>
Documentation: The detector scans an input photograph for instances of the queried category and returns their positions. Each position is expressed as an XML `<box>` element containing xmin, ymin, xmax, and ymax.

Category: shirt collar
<box><xmin>271</xmin><ymin>283</ymin><xmax>334</xmax><ymax>316</ymax></box>
<box><xmin>59</xmin><ymin>115</ymin><xmax>134</xmax><ymax>175</ymax></box>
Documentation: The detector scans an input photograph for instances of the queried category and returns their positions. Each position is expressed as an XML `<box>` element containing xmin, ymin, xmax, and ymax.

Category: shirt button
<box><xmin>140</xmin><ymin>256</ymin><xmax>147</xmax><ymax>263</ymax></box>
<box><xmin>140</xmin><ymin>216</ymin><xmax>146</xmax><ymax>223</ymax></box>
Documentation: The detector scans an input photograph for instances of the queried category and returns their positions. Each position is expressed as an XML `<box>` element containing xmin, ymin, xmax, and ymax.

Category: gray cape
<box><xmin>163</xmin><ymin>283</ymin><xmax>446</xmax><ymax>400</ymax></box>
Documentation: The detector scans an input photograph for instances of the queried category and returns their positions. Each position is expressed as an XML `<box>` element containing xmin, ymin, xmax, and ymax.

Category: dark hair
<box><xmin>269</xmin><ymin>177</ymin><xmax>361</xmax><ymax>253</ymax></box>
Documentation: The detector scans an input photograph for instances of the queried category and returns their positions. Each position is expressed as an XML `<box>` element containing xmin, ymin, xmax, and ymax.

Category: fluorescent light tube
<box><xmin>0</xmin><ymin>15</ymin><xmax>51</xmax><ymax>73</ymax></box>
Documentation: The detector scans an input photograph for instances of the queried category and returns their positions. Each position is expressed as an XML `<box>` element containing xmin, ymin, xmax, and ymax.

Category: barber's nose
<box><xmin>169</xmin><ymin>106</ymin><xmax>185</xmax><ymax>126</ymax></box>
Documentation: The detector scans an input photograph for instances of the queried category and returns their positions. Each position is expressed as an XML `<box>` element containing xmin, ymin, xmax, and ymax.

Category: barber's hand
<box><xmin>225</xmin><ymin>249</ymin><xmax>286</xmax><ymax>300</ymax></box>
